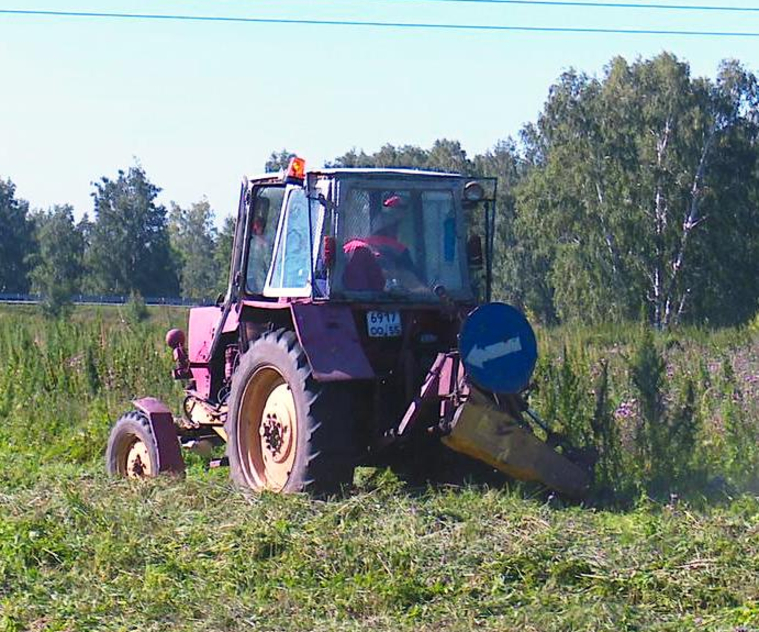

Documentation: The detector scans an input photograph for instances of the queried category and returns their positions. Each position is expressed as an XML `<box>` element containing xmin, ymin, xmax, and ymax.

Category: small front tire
<box><xmin>106</xmin><ymin>411</ymin><xmax>160</xmax><ymax>479</ymax></box>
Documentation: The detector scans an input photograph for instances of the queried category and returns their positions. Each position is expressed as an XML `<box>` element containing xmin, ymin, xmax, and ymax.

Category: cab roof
<box><xmin>248</xmin><ymin>167</ymin><xmax>466</xmax><ymax>183</ymax></box>
<box><xmin>308</xmin><ymin>168</ymin><xmax>465</xmax><ymax>178</ymax></box>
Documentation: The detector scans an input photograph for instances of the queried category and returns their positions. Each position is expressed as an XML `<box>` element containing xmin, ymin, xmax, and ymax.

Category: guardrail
<box><xmin>0</xmin><ymin>293</ymin><xmax>216</xmax><ymax>307</ymax></box>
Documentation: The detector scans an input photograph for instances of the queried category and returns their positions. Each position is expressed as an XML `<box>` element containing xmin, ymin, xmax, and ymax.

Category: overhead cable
<box><xmin>371</xmin><ymin>0</ymin><xmax>759</xmax><ymax>13</ymax></box>
<box><xmin>1</xmin><ymin>9</ymin><xmax>759</xmax><ymax>37</ymax></box>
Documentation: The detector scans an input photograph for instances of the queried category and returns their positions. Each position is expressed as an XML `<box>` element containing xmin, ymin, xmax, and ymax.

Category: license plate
<box><xmin>366</xmin><ymin>311</ymin><xmax>402</xmax><ymax>337</ymax></box>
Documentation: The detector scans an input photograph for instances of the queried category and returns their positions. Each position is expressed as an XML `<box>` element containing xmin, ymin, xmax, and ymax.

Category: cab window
<box><xmin>245</xmin><ymin>186</ymin><xmax>285</xmax><ymax>295</ymax></box>
<box><xmin>266</xmin><ymin>187</ymin><xmax>323</xmax><ymax>295</ymax></box>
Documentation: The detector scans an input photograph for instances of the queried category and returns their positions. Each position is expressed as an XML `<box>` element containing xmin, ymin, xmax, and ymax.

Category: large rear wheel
<box><xmin>227</xmin><ymin>329</ymin><xmax>359</xmax><ymax>494</ymax></box>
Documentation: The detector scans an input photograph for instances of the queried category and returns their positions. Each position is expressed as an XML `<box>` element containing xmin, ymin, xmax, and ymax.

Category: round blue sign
<box><xmin>459</xmin><ymin>303</ymin><xmax>538</xmax><ymax>394</ymax></box>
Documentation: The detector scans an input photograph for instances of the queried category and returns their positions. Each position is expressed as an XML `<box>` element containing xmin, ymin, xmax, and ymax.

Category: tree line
<box><xmin>0</xmin><ymin>167</ymin><xmax>235</xmax><ymax>315</ymax></box>
<box><xmin>1</xmin><ymin>53</ymin><xmax>757</xmax><ymax>326</ymax></box>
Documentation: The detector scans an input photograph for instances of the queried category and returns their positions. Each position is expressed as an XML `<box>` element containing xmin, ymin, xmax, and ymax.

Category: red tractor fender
<box><xmin>290</xmin><ymin>303</ymin><xmax>375</xmax><ymax>382</ymax></box>
<box><xmin>133</xmin><ymin>397</ymin><xmax>186</xmax><ymax>475</ymax></box>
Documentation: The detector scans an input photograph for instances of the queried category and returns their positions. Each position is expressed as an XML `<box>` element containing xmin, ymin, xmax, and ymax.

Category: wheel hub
<box><xmin>125</xmin><ymin>439</ymin><xmax>153</xmax><ymax>478</ymax></box>
<box><xmin>261</xmin><ymin>413</ymin><xmax>289</xmax><ymax>461</ymax></box>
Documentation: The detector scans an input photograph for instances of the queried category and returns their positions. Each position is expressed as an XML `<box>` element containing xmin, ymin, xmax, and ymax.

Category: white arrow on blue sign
<box><xmin>459</xmin><ymin>303</ymin><xmax>537</xmax><ymax>394</ymax></box>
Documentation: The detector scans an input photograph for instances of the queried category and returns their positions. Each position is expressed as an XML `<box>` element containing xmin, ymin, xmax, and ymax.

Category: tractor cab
<box><xmin>237</xmin><ymin>158</ymin><xmax>496</xmax><ymax>307</ymax></box>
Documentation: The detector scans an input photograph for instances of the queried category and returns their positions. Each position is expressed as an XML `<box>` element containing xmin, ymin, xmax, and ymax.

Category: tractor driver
<box><xmin>246</xmin><ymin>197</ymin><xmax>273</xmax><ymax>293</ymax></box>
<box><xmin>342</xmin><ymin>194</ymin><xmax>425</xmax><ymax>292</ymax></box>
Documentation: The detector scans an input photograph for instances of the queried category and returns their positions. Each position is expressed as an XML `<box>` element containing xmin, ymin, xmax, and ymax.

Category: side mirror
<box><xmin>462</xmin><ymin>181</ymin><xmax>486</xmax><ymax>209</ymax></box>
<box><xmin>467</xmin><ymin>235</ymin><xmax>484</xmax><ymax>269</ymax></box>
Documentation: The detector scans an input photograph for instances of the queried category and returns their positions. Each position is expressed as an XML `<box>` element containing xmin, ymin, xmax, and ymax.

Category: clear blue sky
<box><xmin>1</xmin><ymin>0</ymin><xmax>757</xmax><ymax>224</ymax></box>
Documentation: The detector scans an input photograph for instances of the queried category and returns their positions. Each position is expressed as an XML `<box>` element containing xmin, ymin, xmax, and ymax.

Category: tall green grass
<box><xmin>533</xmin><ymin>324</ymin><xmax>759</xmax><ymax>500</ymax></box>
<box><xmin>0</xmin><ymin>306</ymin><xmax>757</xmax><ymax>497</ymax></box>
<box><xmin>0</xmin><ymin>307</ymin><xmax>184</xmax><ymax>488</ymax></box>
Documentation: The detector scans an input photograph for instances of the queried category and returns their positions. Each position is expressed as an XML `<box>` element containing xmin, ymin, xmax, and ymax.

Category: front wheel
<box><xmin>105</xmin><ymin>411</ymin><xmax>160</xmax><ymax>479</ymax></box>
<box><xmin>227</xmin><ymin>329</ymin><xmax>359</xmax><ymax>494</ymax></box>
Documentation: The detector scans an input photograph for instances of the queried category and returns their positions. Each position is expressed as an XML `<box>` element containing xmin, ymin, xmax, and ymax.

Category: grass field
<box><xmin>0</xmin><ymin>305</ymin><xmax>757</xmax><ymax>631</ymax></box>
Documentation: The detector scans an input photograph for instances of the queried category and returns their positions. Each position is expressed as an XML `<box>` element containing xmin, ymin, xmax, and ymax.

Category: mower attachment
<box><xmin>440</xmin><ymin>302</ymin><xmax>591</xmax><ymax>497</ymax></box>
<box><xmin>442</xmin><ymin>401</ymin><xmax>590</xmax><ymax>498</ymax></box>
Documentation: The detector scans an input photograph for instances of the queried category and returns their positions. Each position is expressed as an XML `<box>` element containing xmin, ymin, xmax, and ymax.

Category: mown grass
<box><xmin>0</xmin><ymin>305</ymin><xmax>758</xmax><ymax>631</ymax></box>
<box><xmin>2</xmin><ymin>469</ymin><xmax>758</xmax><ymax>632</ymax></box>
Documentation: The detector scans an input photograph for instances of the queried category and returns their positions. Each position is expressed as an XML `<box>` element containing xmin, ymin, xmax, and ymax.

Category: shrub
<box><xmin>125</xmin><ymin>291</ymin><xmax>149</xmax><ymax>323</ymax></box>
<box><xmin>628</xmin><ymin>328</ymin><xmax>705</xmax><ymax>497</ymax></box>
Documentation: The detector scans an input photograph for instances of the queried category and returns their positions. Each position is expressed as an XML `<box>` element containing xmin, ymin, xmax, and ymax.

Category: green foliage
<box><xmin>626</xmin><ymin>329</ymin><xmax>704</xmax><ymax>495</ymax></box>
<box><xmin>590</xmin><ymin>359</ymin><xmax>624</xmax><ymax>495</ymax></box>
<box><xmin>712</xmin><ymin>358</ymin><xmax>759</xmax><ymax>490</ymax></box>
<box><xmin>748</xmin><ymin>309</ymin><xmax>759</xmax><ymax>335</ymax></box>
<box><xmin>330</xmin><ymin>139</ymin><xmax>475</xmax><ymax>174</ymax></box>
<box><xmin>514</xmin><ymin>54</ymin><xmax>759</xmax><ymax>328</ymax></box>
<box><xmin>0</xmin><ymin>308</ymin><xmax>180</xmax><ymax>485</ymax></box>
<box><xmin>0</xmin><ymin>177</ymin><xmax>35</xmax><ymax>293</ymax></box>
<box><xmin>473</xmin><ymin>141</ymin><xmax>526</xmax><ymax>309</ymax></box>
<box><xmin>168</xmin><ymin>199</ymin><xmax>221</xmax><ymax>300</ymax></box>
<box><xmin>28</xmin><ymin>205</ymin><xmax>85</xmax><ymax>318</ymax></box>
<box><xmin>214</xmin><ymin>215</ymin><xmax>236</xmax><ymax>296</ymax></box>
<box><xmin>265</xmin><ymin>149</ymin><xmax>298</xmax><ymax>172</ymax></box>
<box><xmin>531</xmin><ymin>323</ymin><xmax>758</xmax><ymax>501</ymax></box>
<box><xmin>125</xmin><ymin>291</ymin><xmax>149</xmax><ymax>323</ymax></box>
<box><xmin>534</xmin><ymin>346</ymin><xmax>593</xmax><ymax>446</ymax></box>
<box><xmin>630</xmin><ymin>328</ymin><xmax>666</xmax><ymax>432</ymax></box>
<box><xmin>85</xmin><ymin>164</ymin><xmax>178</xmax><ymax>297</ymax></box>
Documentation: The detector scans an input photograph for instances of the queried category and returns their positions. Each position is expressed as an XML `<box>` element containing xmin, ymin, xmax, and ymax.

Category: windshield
<box><xmin>333</xmin><ymin>182</ymin><xmax>470</xmax><ymax>301</ymax></box>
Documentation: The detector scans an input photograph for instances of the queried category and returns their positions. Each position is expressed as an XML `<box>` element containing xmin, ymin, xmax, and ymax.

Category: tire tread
<box><xmin>227</xmin><ymin>328</ymin><xmax>358</xmax><ymax>494</ymax></box>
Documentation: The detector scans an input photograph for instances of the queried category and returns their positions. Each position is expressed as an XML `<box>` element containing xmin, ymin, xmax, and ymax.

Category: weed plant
<box><xmin>532</xmin><ymin>323</ymin><xmax>759</xmax><ymax>501</ymax></box>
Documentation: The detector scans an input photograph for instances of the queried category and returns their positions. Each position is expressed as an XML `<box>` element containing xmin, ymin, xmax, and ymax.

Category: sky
<box><xmin>1</xmin><ymin>0</ymin><xmax>758</xmax><ymax>224</ymax></box>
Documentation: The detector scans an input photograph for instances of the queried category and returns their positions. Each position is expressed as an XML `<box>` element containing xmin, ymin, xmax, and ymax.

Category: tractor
<box><xmin>105</xmin><ymin>158</ymin><xmax>593</xmax><ymax>497</ymax></box>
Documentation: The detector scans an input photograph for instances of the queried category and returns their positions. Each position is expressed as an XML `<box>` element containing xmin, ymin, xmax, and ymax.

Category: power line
<box><xmin>375</xmin><ymin>0</ymin><xmax>759</xmax><ymax>12</ymax></box>
<box><xmin>1</xmin><ymin>9</ymin><xmax>759</xmax><ymax>37</ymax></box>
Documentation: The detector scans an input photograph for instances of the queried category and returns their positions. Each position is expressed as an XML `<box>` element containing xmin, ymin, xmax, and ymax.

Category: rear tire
<box><xmin>227</xmin><ymin>329</ymin><xmax>359</xmax><ymax>494</ymax></box>
<box><xmin>106</xmin><ymin>411</ymin><xmax>160</xmax><ymax>479</ymax></box>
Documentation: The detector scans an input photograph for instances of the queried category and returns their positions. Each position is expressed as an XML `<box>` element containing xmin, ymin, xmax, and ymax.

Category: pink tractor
<box><xmin>105</xmin><ymin>158</ymin><xmax>593</xmax><ymax>496</ymax></box>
